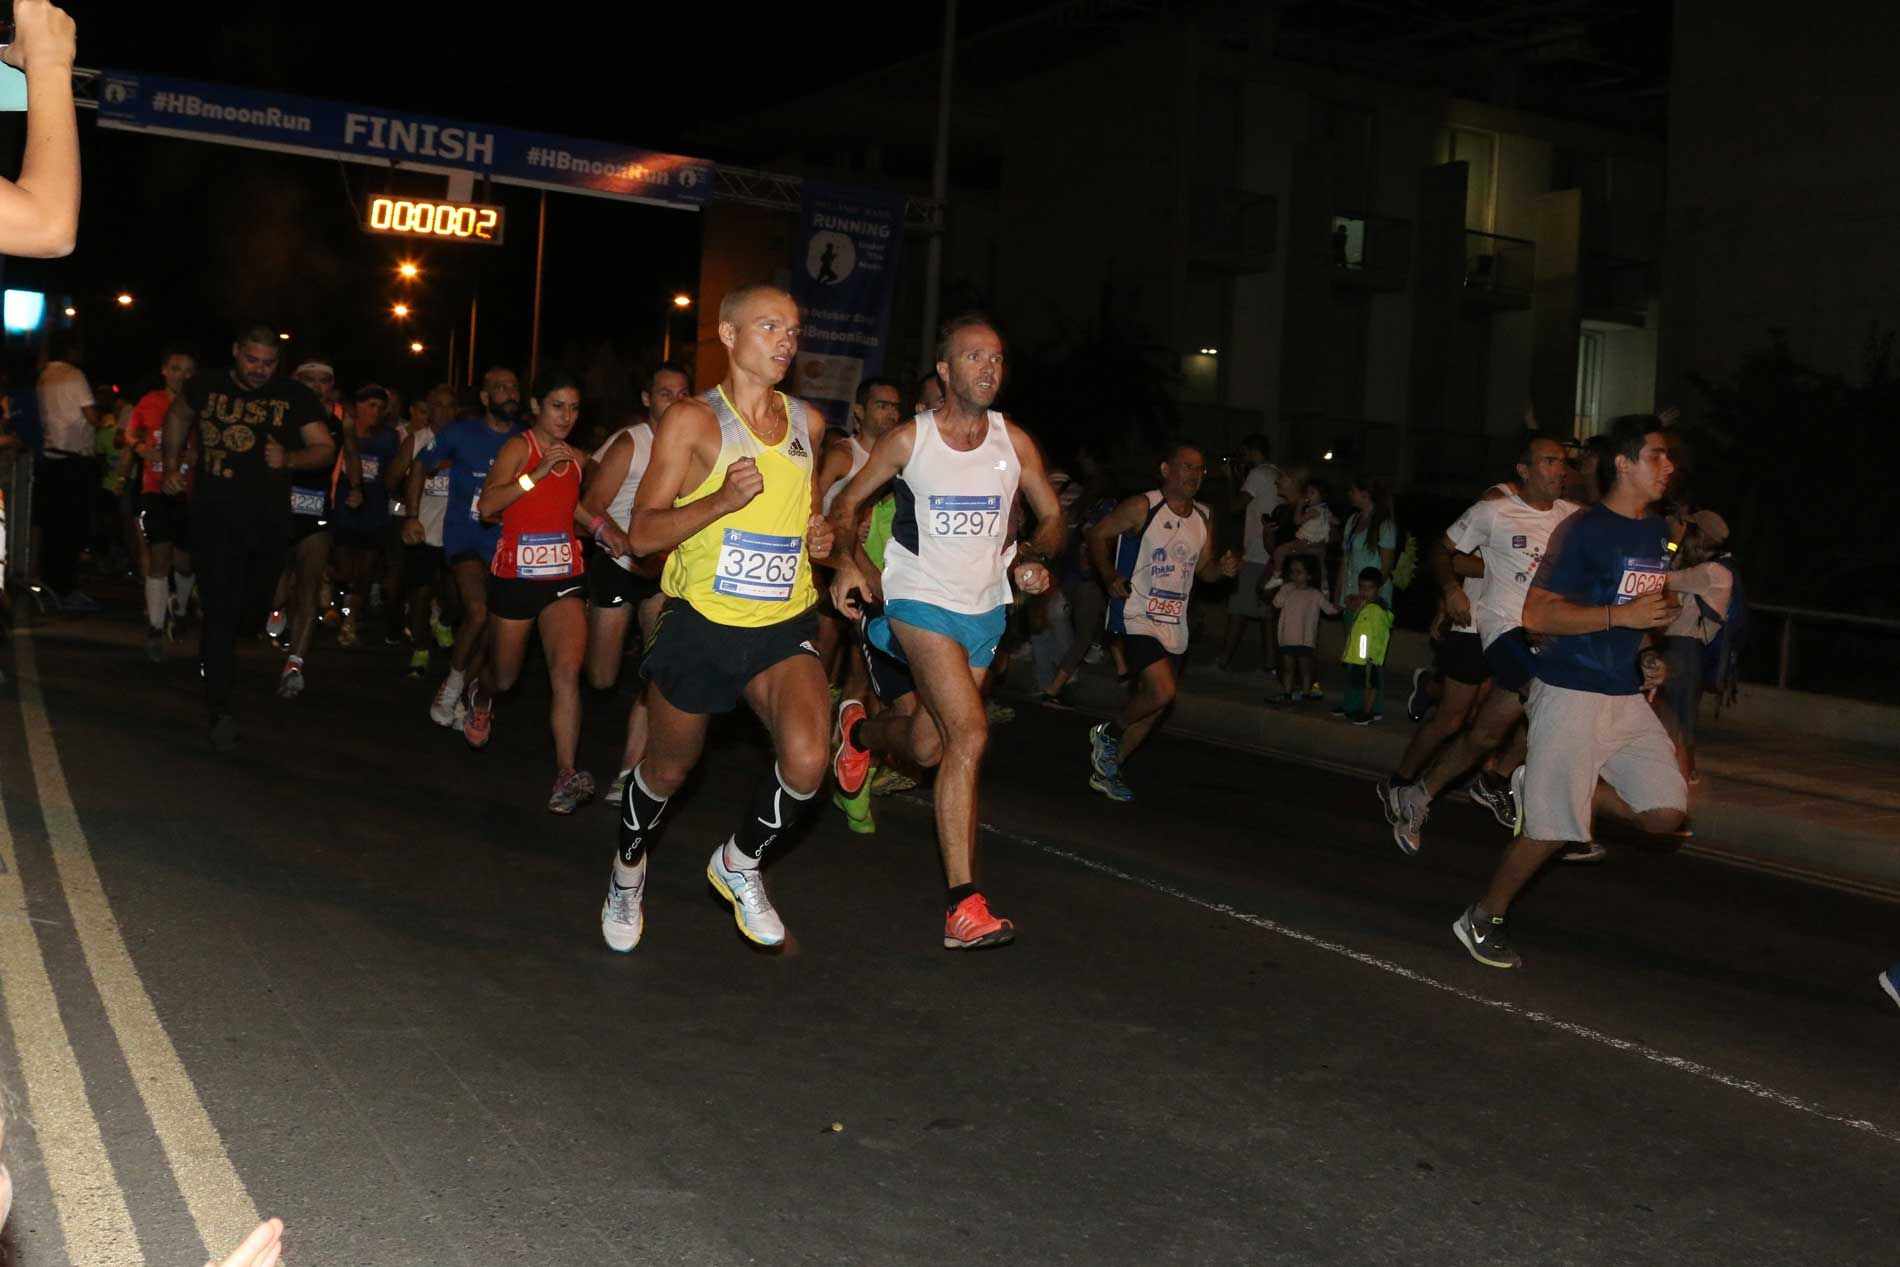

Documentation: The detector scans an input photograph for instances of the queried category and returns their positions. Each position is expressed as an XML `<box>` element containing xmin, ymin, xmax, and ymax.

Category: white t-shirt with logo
<box><xmin>1239</xmin><ymin>464</ymin><xmax>1282</xmax><ymax>564</ymax></box>
<box><xmin>1445</xmin><ymin>488</ymin><xmax>1579</xmax><ymax>648</ymax></box>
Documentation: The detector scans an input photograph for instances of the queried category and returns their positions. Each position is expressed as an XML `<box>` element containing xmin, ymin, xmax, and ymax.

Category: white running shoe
<box><xmin>265</xmin><ymin>608</ymin><xmax>288</xmax><ymax>639</ymax></box>
<box><xmin>601</xmin><ymin>857</ymin><xmax>646</xmax><ymax>953</ymax></box>
<box><xmin>706</xmin><ymin>841</ymin><xmax>785</xmax><ymax>947</ymax></box>
<box><xmin>429</xmin><ymin>674</ymin><xmax>465</xmax><ymax>727</ymax></box>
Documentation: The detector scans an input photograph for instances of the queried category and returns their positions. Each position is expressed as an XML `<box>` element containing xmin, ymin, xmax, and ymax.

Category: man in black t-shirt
<box><xmin>162</xmin><ymin>323</ymin><xmax>335</xmax><ymax>751</ymax></box>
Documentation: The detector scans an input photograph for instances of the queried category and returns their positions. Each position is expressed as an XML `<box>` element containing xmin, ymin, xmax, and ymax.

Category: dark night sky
<box><xmin>19</xmin><ymin>1</ymin><xmax>988</xmax><ymax>414</ymax></box>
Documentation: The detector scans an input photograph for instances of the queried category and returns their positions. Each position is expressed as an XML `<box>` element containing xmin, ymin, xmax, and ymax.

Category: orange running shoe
<box><xmin>832</xmin><ymin>698</ymin><xmax>871</xmax><ymax>795</ymax></box>
<box><xmin>462</xmin><ymin>685</ymin><xmax>494</xmax><ymax>750</ymax></box>
<box><xmin>944</xmin><ymin>892</ymin><xmax>1015</xmax><ymax>950</ymax></box>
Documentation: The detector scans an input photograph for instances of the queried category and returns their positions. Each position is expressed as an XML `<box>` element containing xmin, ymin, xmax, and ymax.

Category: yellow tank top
<box><xmin>661</xmin><ymin>386</ymin><xmax>819</xmax><ymax>627</ymax></box>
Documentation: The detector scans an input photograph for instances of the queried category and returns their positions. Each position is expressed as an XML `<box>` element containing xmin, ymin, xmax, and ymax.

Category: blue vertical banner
<box><xmin>787</xmin><ymin>182</ymin><xmax>906</xmax><ymax>429</ymax></box>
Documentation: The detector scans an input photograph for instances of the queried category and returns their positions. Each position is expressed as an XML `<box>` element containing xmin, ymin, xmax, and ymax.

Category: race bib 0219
<box><xmin>713</xmin><ymin>528</ymin><xmax>801</xmax><ymax>601</ymax></box>
<box><xmin>516</xmin><ymin>531</ymin><xmax>576</xmax><ymax>579</ymax></box>
<box><xmin>927</xmin><ymin>494</ymin><xmax>1002</xmax><ymax>538</ymax></box>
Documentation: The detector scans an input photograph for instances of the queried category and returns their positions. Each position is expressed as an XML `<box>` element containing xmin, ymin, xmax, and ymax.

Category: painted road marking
<box><xmin>941</xmin><ymin>801</ymin><xmax>1900</xmax><ymax>1148</ymax></box>
<box><xmin>0</xmin><ymin>739</ymin><xmax>144</xmax><ymax>1264</ymax></box>
<box><xmin>15</xmin><ymin>635</ymin><xmax>261</xmax><ymax>1257</ymax></box>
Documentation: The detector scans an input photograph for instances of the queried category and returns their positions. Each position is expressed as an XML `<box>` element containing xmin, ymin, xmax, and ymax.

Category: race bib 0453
<box><xmin>1144</xmin><ymin>588</ymin><xmax>1187</xmax><ymax>625</ymax></box>
<box><xmin>714</xmin><ymin>528</ymin><xmax>801</xmax><ymax>601</ymax></box>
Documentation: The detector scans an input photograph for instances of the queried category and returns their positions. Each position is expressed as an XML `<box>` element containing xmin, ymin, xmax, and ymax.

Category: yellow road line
<box><xmin>0</xmin><ymin>748</ymin><xmax>144</xmax><ymax>1264</ymax></box>
<box><xmin>15</xmin><ymin>635</ymin><xmax>259</xmax><ymax>1258</ymax></box>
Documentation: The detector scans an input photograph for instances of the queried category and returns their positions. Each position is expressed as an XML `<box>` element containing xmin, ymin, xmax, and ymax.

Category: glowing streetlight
<box><xmin>62</xmin><ymin>306</ymin><xmax>75</xmax><ymax>318</ymax></box>
<box><xmin>672</xmin><ymin>293</ymin><xmax>692</xmax><ymax>309</ymax></box>
<box><xmin>397</xmin><ymin>261</ymin><xmax>420</xmax><ymax>281</ymax></box>
<box><xmin>116</xmin><ymin>292</ymin><xmax>134</xmax><ymax>308</ymax></box>
<box><xmin>391</xmin><ymin>302</ymin><xmax>411</xmax><ymax>320</ymax></box>
<box><xmin>409</xmin><ymin>340</ymin><xmax>425</xmax><ymax>355</ymax></box>
<box><xmin>278</xmin><ymin>331</ymin><xmax>291</xmax><ymax>341</ymax></box>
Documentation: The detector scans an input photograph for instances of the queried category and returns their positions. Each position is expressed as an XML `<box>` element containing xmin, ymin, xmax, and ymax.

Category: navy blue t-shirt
<box><xmin>1527</xmin><ymin>502</ymin><xmax>1670</xmax><ymax>695</ymax></box>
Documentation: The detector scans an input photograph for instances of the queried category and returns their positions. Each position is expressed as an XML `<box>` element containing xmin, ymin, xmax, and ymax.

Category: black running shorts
<box><xmin>137</xmin><ymin>492</ymin><xmax>190</xmax><ymax>548</ymax></box>
<box><xmin>588</xmin><ymin>559</ymin><xmax>661</xmax><ymax>610</ymax></box>
<box><xmin>642</xmin><ymin>599</ymin><xmax>820</xmax><ymax>715</ymax></box>
<box><xmin>402</xmin><ymin>543</ymin><xmax>445</xmax><ymax>592</ymax></box>
<box><xmin>487</xmin><ymin>572</ymin><xmax>586</xmax><ymax>621</ymax></box>
<box><xmin>1437</xmin><ymin>630</ymin><xmax>1492</xmax><ymax>686</ymax></box>
<box><xmin>1122</xmin><ymin>633</ymin><xmax>1181</xmax><ymax>679</ymax></box>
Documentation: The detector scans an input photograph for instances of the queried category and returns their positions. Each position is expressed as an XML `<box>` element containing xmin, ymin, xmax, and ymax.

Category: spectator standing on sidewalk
<box><xmin>1270</xmin><ymin>554</ymin><xmax>1336</xmax><ymax>704</ymax></box>
<box><xmin>1660</xmin><ymin>509</ymin><xmax>1733</xmax><ymax>783</ymax></box>
<box><xmin>1338</xmin><ymin>475</ymin><xmax>1397</xmax><ymax>609</ymax></box>
<box><xmin>1220</xmin><ymin>434</ymin><xmax>1281</xmax><ymax>672</ymax></box>
<box><xmin>1339</xmin><ymin>567</ymin><xmax>1393</xmax><ymax>724</ymax></box>
<box><xmin>35</xmin><ymin>340</ymin><xmax>101</xmax><ymax>610</ymax></box>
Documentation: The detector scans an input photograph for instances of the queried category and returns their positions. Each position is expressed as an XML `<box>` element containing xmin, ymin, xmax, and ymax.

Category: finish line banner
<box><xmin>788</xmin><ymin>181</ymin><xmax>906</xmax><ymax>427</ymax></box>
<box><xmin>95</xmin><ymin>70</ymin><xmax>714</xmax><ymax>210</ymax></box>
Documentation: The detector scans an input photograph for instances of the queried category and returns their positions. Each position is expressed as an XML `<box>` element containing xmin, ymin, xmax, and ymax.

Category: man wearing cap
<box><xmin>331</xmin><ymin>383</ymin><xmax>399</xmax><ymax>650</ymax></box>
<box><xmin>163</xmin><ymin>324</ymin><xmax>337</xmax><ymax>751</ymax></box>
<box><xmin>1660</xmin><ymin>508</ymin><xmax>1733</xmax><ymax>784</ymax></box>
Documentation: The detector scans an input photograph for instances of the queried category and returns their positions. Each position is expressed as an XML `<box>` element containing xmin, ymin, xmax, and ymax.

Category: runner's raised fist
<box><xmin>3</xmin><ymin>1</ymin><xmax>77</xmax><ymax>74</ymax></box>
<box><xmin>718</xmin><ymin>456</ymin><xmax>764</xmax><ymax>511</ymax></box>
<box><xmin>806</xmin><ymin>512</ymin><xmax>834</xmax><ymax>561</ymax></box>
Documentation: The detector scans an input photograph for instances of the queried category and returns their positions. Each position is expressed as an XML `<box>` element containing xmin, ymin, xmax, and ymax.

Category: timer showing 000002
<box><xmin>365</xmin><ymin>196</ymin><xmax>505</xmax><ymax>245</ymax></box>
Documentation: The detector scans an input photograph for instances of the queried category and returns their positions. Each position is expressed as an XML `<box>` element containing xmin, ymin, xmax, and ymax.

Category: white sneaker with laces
<box><xmin>706</xmin><ymin>841</ymin><xmax>785</xmax><ymax>947</ymax></box>
<box><xmin>430</xmin><ymin>673</ymin><xmax>465</xmax><ymax>727</ymax></box>
<box><xmin>601</xmin><ymin>857</ymin><xmax>646</xmax><ymax>952</ymax></box>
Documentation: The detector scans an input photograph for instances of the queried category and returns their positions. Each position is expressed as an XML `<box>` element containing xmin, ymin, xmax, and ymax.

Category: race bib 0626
<box><xmin>516</xmin><ymin>532</ymin><xmax>576</xmax><ymax>579</ymax></box>
<box><xmin>927</xmin><ymin>494</ymin><xmax>1002</xmax><ymax>538</ymax></box>
<box><xmin>714</xmin><ymin>528</ymin><xmax>801</xmax><ymax>601</ymax></box>
<box><xmin>1614</xmin><ymin>559</ymin><xmax>1669</xmax><ymax>604</ymax></box>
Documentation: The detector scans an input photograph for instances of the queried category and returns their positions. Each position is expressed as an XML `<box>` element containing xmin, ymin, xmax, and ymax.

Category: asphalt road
<box><xmin>0</xmin><ymin>607</ymin><xmax>1894</xmax><ymax>1266</ymax></box>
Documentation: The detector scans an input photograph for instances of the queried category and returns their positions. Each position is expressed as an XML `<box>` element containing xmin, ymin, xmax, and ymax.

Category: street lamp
<box><xmin>397</xmin><ymin>261</ymin><xmax>420</xmax><ymax>281</ymax></box>
<box><xmin>391</xmin><ymin>302</ymin><xmax>411</xmax><ymax>320</ymax></box>
<box><xmin>278</xmin><ymin>331</ymin><xmax>291</xmax><ymax>341</ymax></box>
<box><xmin>663</xmin><ymin>294</ymin><xmax>693</xmax><ymax>361</ymax></box>
<box><xmin>409</xmin><ymin>340</ymin><xmax>425</xmax><ymax>355</ymax></box>
<box><xmin>62</xmin><ymin>306</ymin><xmax>75</xmax><ymax>318</ymax></box>
<box><xmin>116</xmin><ymin>292</ymin><xmax>134</xmax><ymax>308</ymax></box>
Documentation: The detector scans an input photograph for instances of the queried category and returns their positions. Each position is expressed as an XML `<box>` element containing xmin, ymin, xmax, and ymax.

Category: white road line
<box><xmin>0</xmin><ymin>749</ymin><xmax>144</xmax><ymax>1264</ymax></box>
<box><xmin>957</xmin><ymin>804</ymin><xmax>1900</xmax><ymax>1148</ymax></box>
<box><xmin>15</xmin><ymin>635</ymin><xmax>261</xmax><ymax>1257</ymax></box>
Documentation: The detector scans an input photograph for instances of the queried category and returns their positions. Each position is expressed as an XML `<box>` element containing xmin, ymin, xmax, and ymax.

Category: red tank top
<box><xmin>490</xmin><ymin>431</ymin><xmax>584</xmax><ymax>580</ymax></box>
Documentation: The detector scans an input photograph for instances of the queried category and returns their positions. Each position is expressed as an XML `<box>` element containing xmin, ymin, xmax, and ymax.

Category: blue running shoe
<box><xmin>1880</xmin><ymin>964</ymin><xmax>1900</xmax><ymax>1013</ymax></box>
<box><xmin>1088</xmin><ymin>722</ymin><xmax>1121</xmax><ymax>779</ymax></box>
<box><xmin>1089</xmin><ymin>770</ymin><xmax>1134</xmax><ymax>803</ymax></box>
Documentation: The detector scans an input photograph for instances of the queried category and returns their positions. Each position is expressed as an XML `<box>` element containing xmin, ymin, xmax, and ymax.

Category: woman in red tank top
<box><xmin>467</xmin><ymin>373</ymin><xmax>631</xmax><ymax>812</ymax></box>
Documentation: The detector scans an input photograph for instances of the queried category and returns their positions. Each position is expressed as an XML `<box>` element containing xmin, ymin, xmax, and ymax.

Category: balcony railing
<box><xmin>1462</xmin><ymin>231</ymin><xmax>1535</xmax><ymax>307</ymax></box>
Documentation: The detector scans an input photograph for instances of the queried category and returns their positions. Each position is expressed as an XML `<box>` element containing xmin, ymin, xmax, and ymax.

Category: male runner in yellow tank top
<box><xmin>598</xmin><ymin>284</ymin><xmax>836</xmax><ymax>953</ymax></box>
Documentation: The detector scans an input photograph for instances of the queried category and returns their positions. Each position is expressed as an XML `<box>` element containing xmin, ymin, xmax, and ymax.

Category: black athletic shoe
<box><xmin>210</xmin><ymin>713</ymin><xmax>239</xmax><ymax>754</ymax></box>
<box><xmin>1466</xmin><ymin>772</ymin><xmax>1516</xmax><ymax>830</ymax></box>
<box><xmin>1454</xmin><ymin>904</ymin><xmax>1520</xmax><ymax>969</ymax></box>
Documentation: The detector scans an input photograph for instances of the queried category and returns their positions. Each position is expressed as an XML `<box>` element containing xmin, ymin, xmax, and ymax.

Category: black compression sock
<box><xmin>732</xmin><ymin>764</ymin><xmax>817</xmax><ymax>862</ymax></box>
<box><xmin>618</xmin><ymin>764</ymin><xmax>670</xmax><ymax>866</ymax></box>
<box><xmin>946</xmin><ymin>883</ymin><xmax>978</xmax><ymax>912</ymax></box>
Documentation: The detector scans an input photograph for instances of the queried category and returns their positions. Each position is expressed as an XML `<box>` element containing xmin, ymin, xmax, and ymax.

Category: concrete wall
<box><xmin>1662</xmin><ymin>0</ymin><xmax>1900</xmax><ymax>415</ymax></box>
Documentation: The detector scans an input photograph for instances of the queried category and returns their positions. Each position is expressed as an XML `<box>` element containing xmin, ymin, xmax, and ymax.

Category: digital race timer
<box><xmin>364</xmin><ymin>195</ymin><xmax>505</xmax><ymax>245</ymax></box>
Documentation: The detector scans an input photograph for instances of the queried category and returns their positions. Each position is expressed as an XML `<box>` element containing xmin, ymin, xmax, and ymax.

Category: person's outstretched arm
<box><xmin>0</xmin><ymin>1</ymin><xmax>79</xmax><ymax>258</ymax></box>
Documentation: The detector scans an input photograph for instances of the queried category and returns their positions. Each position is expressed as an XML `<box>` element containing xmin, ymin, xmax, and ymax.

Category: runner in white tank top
<box><xmin>579</xmin><ymin>363</ymin><xmax>690</xmax><ymax>804</ymax></box>
<box><xmin>821</xmin><ymin>435</ymin><xmax>870</xmax><ymax>513</ymax></box>
<box><xmin>824</xmin><ymin>318</ymin><xmax>1069</xmax><ymax>951</ymax></box>
<box><xmin>1083</xmin><ymin>443</ymin><xmax>1238</xmax><ymax>802</ymax></box>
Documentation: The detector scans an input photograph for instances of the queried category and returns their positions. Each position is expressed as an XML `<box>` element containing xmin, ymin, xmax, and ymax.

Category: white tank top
<box><xmin>593</xmin><ymin>422</ymin><xmax>655</xmax><ymax>573</ymax></box>
<box><xmin>411</xmin><ymin>425</ymin><xmax>450</xmax><ymax>548</ymax></box>
<box><xmin>882</xmin><ymin>410</ymin><xmax>1020</xmax><ymax>614</ymax></box>
<box><xmin>1115</xmin><ymin>491</ymin><xmax>1209</xmax><ymax>654</ymax></box>
<box><xmin>820</xmin><ymin>435</ymin><xmax>871</xmax><ymax>513</ymax></box>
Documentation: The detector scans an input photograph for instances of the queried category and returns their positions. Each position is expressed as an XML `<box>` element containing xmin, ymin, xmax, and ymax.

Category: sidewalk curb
<box><xmin>1018</xmin><ymin>664</ymin><xmax>1900</xmax><ymax>906</ymax></box>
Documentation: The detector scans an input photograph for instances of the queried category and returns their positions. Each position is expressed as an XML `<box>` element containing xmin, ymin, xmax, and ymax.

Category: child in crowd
<box><xmin>1340</xmin><ymin>567</ymin><xmax>1394</xmax><ymax>725</ymax></box>
<box><xmin>1269</xmin><ymin>554</ymin><xmax>1337</xmax><ymax>703</ymax></box>
<box><xmin>1267</xmin><ymin>473</ymin><xmax>1332</xmax><ymax>584</ymax></box>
